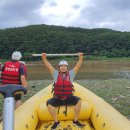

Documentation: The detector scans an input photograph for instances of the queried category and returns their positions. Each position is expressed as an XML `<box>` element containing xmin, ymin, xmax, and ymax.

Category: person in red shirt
<box><xmin>0</xmin><ymin>51</ymin><xmax>28</xmax><ymax>108</ymax></box>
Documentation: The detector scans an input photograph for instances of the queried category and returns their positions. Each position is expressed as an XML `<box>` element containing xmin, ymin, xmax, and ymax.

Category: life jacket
<box><xmin>1</xmin><ymin>61</ymin><xmax>21</xmax><ymax>85</ymax></box>
<box><xmin>53</xmin><ymin>71</ymin><xmax>74</xmax><ymax>99</ymax></box>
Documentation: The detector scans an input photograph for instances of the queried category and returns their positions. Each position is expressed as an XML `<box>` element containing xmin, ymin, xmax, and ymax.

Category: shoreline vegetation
<box><xmin>1</xmin><ymin>79</ymin><xmax>129</xmax><ymax>120</ymax></box>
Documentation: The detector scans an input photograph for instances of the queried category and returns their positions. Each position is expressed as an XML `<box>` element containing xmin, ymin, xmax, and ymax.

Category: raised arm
<box><xmin>42</xmin><ymin>53</ymin><xmax>55</xmax><ymax>75</ymax></box>
<box><xmin>73</xmin><ymin>52</ymin><xmax>83</xmax><ymax>74</ymax></box>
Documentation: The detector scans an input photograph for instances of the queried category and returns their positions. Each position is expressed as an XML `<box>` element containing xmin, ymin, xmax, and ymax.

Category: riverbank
<box><xmin>1</xmin><ymin>79</ymin><xmax>129</xmax><ymax>119</ymax></box>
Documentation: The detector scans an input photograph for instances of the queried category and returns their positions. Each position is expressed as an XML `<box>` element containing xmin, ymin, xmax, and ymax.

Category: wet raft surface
<box><xmin>37</xmin><ymin>120</ymin><xmax>94</xmax><ymax>130</ymax></box>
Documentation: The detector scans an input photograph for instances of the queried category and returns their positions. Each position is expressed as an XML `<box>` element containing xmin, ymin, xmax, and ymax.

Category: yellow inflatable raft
<box><xmin>0</xmin><ymin>82</ymin><xmax>130</xmax><ymax>130</ymax></box>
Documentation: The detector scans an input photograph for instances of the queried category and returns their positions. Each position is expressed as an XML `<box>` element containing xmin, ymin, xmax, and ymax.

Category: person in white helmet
<box><xmin>42</xmin><ymin>52</ymin><xmax>85</xmax><ymax>130</ymax></box>
<box><xmin>0</xmin><ymin>51</ymin><xmax>28</xmax><ymax>108</ymax></box>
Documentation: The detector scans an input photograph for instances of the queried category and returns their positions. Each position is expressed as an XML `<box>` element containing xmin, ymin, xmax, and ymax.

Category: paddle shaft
<box><xmin>0</xmin><ymin>85</ymin><xmax>27</xmax><ymax>130</ymax></box>
<box><xmin>3</xmin><ymin>97</ymin><xmax>14</xmax><ymax>130</ymax></box>
<box><xmin>32</xmin><ymin>53</ymin><xmax>97</xmax><ymax>57</ymax></box>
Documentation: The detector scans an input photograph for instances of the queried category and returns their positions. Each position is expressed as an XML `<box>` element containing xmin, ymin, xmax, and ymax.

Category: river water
<box><xmin>26</xmin><ymin>60</ymin><xmax>130</xmax><ymax>80</ymax></box>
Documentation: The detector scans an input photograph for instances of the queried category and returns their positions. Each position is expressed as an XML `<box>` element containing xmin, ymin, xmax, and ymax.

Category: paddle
<box><xmin>32</xmin><ymin>53</ymin><xmax>97</xmax><ymax>57</ymax></box>
<box><xmin>0</xmin><ymin>85</ymin><xmax>27</xmax><ymax>130</ymax></box>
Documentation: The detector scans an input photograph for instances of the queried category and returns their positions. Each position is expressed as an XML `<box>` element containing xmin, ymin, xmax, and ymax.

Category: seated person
<box><xmin>42</xmin><ymin>52</ymin><xmax>85</xmax><ymax>130</ymax></box>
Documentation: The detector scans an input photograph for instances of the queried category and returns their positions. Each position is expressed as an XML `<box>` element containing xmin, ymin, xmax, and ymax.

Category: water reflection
<box><xmin>26</xmin><ymin>60</ymin><xmax>130</xmax><ymax>80</ymax></box>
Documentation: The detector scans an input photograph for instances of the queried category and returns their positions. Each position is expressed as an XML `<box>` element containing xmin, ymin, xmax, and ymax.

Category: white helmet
<box><xmin>59</xmin><ymin>60</ymin><xmax>68</xmax><ymax>66</ymax></box>
<box><xmin>12</xmin><ymin>51</ymin><xmax>22</xmax><ymax>61</ymax></box>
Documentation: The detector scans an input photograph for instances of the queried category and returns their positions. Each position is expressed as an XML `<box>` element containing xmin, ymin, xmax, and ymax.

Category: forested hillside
<box><xmin>0</xmin><ymin>24</ymin><xmax>130</xmax><ymax>59</ymax></box>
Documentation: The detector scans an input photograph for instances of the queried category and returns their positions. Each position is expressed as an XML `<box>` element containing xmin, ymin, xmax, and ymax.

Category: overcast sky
<box><xmin>0</xmin><ymin>0</ymin><xmax>130</xmax><ymax>31</ymax></box>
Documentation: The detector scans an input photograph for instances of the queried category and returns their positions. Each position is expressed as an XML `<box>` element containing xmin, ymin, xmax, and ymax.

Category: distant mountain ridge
<box><xmin>0</xmin><ymin>24</ymin><xmax>130</xmax><ymax>59</ymax></box>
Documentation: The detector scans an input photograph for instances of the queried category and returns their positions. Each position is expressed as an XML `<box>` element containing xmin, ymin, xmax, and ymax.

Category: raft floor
<box><xmin>37</xmin><ymin>120</ymin><xmax>95</xmax><ymax>130</ymax></box>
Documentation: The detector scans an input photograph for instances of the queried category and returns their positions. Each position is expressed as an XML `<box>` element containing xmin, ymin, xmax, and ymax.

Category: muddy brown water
<box><xmin>26</xmin><ymin>60</ymin><xmax>130</xmax><ymax>80</ymax></box>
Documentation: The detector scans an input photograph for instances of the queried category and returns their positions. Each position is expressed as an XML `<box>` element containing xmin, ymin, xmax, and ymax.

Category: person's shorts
<box><xmin>46</xmin><ymin>96</ymin><xmax>81</xmax><ymax>107</ymax></box>
<box><xmin>14</xmin><ymin>94</ymin><xmax>22</xmax><ymax>101</ymax></box>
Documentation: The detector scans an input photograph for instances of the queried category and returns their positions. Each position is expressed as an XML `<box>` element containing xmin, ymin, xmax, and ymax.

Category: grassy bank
<box><xmin>0</xmin><ymin>79</ymin><xmax>130</xmax><ymax>120</ymax></box>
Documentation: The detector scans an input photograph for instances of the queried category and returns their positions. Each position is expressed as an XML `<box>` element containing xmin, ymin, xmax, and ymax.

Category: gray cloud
<box><xmin>49</xmin><ymin>1</ymin><xmax>57</xmax><ymax>7</ymax></box>
<box><xmin>0</xmin><ymin>0</ymin><xmax>130</xmax><ymax>31</ymax></box>
<box><xmin>73</xmin><ymin>0</ymin><xmax>130</xmax><ymax>31</ymax></box>
<box><xmin>0</xmin><ymin>0</ymin><xmax>46</xmax><ymax>28</ymax></box>
<box><xmin>72</xmin><ymin>4</ymin><xmax>80</xmax><ymax>10</ymax></box>
<box><xmin>104</xmin><ymin>0</ymin><xmax>130</xmax><ymax>10</ymax></box>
